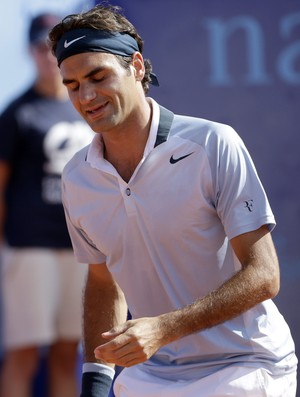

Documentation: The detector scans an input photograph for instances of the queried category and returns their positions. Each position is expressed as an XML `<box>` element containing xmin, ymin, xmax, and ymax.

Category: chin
<box><xmin>89</xmin><ymin>117</ymin><xmax>116</xmax><ymax>134</ymax></box>
<box><xmin>87</xmin><ymin>120</ymin><xmax>107</xmax><ymax>134</ymax></box>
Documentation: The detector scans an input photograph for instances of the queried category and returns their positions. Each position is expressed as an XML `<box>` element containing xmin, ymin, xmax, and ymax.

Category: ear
<box><xmin>132</xmin><ymin>52</ymin><xmax>145</xmax><ymax>82</ymax></box>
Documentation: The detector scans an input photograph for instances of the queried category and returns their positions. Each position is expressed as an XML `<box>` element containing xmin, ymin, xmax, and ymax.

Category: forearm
<box><xmin>93</xmin><ymin>228</ymin><xmax>279</xmax><ymax>368</ymax></box>
<box><xmin>159</xmin><ymin>228</ymin><xmax>279</xmax><ymax>346</ymax></box>
<box><xmin>83</xmin><ymin>265</ymin><xmax>128</xmax><ymax>365</ymax></box>
<box><xmin>80</xmin><ymin>265</ymin><xmax>127</xmax><ymax>396</ymax></box>
<box><xmin>159</xmin><ymin>262</ymin><xmax>276</xmax><ymax>345</ymax></box>
<box><xmin>94</xmin><ymin>256</ymin><xmax>278</xmax><ymax>368</ymax></box>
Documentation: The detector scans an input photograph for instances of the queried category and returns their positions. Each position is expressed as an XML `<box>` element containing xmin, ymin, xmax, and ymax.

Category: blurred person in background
<box><xmin>0</xmin><ymin>13</ymin><xmax>93</xmax><ymax>397</ymax></box>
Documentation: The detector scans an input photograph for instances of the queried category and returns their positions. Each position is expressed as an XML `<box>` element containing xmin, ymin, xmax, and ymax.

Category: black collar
<box><xmin>85</xmin><ymin>105</ymin><xmax>174</xmax><ymax>161</ymax></box>
<box><xmin>154</xmin><ymin>105</ymin><xmax>174</xmax><ymax>147</ymax></box>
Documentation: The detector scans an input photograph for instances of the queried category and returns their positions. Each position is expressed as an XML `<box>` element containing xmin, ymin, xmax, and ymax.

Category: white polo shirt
<box><xmin>62</xmin><ymin>99</ymin><xmax>297</xmax><ymax>380</ymax></box>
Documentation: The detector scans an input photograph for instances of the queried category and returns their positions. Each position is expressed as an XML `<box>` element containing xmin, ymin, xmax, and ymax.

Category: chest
<box><xmin>71</xmin><ymin>139</ymin><xmax>218</xmax><ymax>257</ymax></box>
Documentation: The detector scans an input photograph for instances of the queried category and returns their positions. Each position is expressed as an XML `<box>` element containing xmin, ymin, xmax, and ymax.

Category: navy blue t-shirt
<box><xmin>0</xmin><ymin>86</ymin><xmax>93</xmax><ymax>247</ymax></box>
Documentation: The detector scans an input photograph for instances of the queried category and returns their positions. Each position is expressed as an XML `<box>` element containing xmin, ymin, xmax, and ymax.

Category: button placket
<box><xmin>118</xmin><ymin>179</ymin><xmax>136</xmax><ymax>216</ymax></box>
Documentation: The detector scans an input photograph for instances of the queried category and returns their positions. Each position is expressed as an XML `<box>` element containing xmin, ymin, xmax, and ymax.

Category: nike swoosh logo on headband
<box><xmin>64</xmin><ymin>35</ymin><xmax>86</xmax><ymax>48</ymax></box>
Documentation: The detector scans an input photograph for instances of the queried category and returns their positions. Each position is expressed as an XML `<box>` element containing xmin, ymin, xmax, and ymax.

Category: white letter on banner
<box><xmin>203</xmin><ymin>16</ymin><xmax>272</xmax><ymax>86</ymax></box>
<box><xmin>278</xmin><ymin>12</ymin><xmax>300</xmax><ymax>84</ymax></box>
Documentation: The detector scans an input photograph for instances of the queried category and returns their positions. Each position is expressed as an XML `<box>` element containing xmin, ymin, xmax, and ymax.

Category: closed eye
<box><xmin>91</xmin><ymin>75</ymin><xmax>105</xmax><ymax>84</ymax></box>
<box><xmin>62</xmin><ymin>66</ymin><xmax>108</xmax><ymax>91</ymax></box>
<box><xmin>64</xmin><ymin>82</ymin><xmax>79</xmax><ymax>92</ymax></box>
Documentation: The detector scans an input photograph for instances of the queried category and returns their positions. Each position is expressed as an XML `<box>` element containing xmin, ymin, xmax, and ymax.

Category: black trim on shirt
<box><xmin>154</xmin><ymin>106</ymin><xmax>175</xmax><ymax>147</ymax></box>
<box><xmin>84</xmin><ymin>104</ymin><xmax>174</xmax><ymax>161</ymax></box>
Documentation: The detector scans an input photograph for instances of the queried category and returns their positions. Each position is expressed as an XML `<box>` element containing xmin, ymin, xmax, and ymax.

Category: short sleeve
<box><xmin>208</xmin><ymin>125</ymin><xmax>275</xmax><ymax>239</ymax></box>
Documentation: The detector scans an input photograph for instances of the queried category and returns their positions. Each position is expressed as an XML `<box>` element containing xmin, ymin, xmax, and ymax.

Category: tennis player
<box><xmin>48</xmin><ymin>3</ymin><xmax>297</xmax><ymax>397</ymax></box>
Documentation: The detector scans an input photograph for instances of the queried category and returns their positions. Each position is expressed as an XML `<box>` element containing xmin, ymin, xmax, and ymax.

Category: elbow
<box><xmin>263</xmin><ymin>270</ymin><xmax>280</xmax><ymax>300</ymax></box>
<box><xmin>266</xmin><ymin>280</ymin><xmax>280</xmax><ymax>300</ymax></box>
<box><xmin>271</xmin><ymin>276</ymin><xmax>280</xmax><ymax>298</ymax></box>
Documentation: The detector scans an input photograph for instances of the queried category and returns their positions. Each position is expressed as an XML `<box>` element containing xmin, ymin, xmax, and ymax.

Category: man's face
<box><xmin>60</xmin><ymin>52</ymin><xmax>144</xmax><ymax>134</ymax></box>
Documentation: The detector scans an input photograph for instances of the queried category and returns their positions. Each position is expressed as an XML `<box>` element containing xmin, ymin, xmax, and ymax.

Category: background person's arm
<box><xmin>0</xmin><ymin>161</ymin><xmax>11</xmax><ymax>243</ymax></box>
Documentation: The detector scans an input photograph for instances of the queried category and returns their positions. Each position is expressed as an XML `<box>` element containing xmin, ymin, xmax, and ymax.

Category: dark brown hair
<box><xmin>48</xmin><ymin>3</ymin><xmax>153</xmax><ymax>93</ymax></box>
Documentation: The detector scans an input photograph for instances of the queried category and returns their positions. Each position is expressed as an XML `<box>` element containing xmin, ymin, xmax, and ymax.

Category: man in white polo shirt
<box><xmin>48</xmin><ymin>3</ymin><xmax>297</xmax><ymax>397</ymax></box>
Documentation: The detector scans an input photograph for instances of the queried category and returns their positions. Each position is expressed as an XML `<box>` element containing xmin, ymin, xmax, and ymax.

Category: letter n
<box><xmin>202</xmin><ymin>16</ymin><xmax>272</xmax><ymax>85</ymax></box>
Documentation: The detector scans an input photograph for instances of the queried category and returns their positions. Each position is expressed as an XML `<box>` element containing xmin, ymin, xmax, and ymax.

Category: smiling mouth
<box><xmin>86</xmin><ymin>102</ymin><xmax>108</xmax><ymax>119</ymax></box>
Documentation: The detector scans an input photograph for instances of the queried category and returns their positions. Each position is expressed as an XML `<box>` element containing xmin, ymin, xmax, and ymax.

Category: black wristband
<box><xmin>80</xmin><ymin>372</ymin><xmax>113</xmax><ymax>397</ymax></box>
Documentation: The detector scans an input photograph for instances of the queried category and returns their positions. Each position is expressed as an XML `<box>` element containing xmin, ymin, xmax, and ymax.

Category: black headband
<box><xmin>55</xmin><ymin>28</ymin><xmax>159</xmax><ymax>86</ymax></box>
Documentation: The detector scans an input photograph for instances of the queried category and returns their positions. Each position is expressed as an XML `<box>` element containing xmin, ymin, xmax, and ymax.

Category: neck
<box><xmin>103</xmin><ymin>99</ymin><xmax>152</xmax><ymax>182</ymax></box>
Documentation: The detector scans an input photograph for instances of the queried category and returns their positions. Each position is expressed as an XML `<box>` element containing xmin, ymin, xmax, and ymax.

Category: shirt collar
<box><xmin>86</xmin><ymin>98</ymin><xmax>160</xmax><ymax>170</ymax></box>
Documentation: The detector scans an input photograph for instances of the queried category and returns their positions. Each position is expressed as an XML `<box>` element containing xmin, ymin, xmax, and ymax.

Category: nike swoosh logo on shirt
<box><xmin>169</xmin><ymin>152</ymin><xmax>194</xmax><ymax>164</ymax></box>
<box><xmin>64</xmin><ymin>35</ymin><xmax>86</xmax><ymax>48</ymax></box>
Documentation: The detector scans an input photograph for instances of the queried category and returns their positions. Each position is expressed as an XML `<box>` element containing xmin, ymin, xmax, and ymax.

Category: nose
<box><xmin>79</xmin><ymin>83</ymin><xmax>97</xmax><ymax>104</ymax></box>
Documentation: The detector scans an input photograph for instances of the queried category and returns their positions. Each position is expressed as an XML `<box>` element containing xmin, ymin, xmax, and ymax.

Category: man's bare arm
<box><xmin>83</xmin><ymin>263</ymin><xmax>127</xmax><ymax>367</ymax></box>
<box><xmin>94</xmin><ymin>225</ymin><xmax>280</xmax><ymax>367</ymax></box>
<box><xmin>162</xmin><ymin>224</ymin><xmax>279</xmax><ymax>337</ymax></box>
